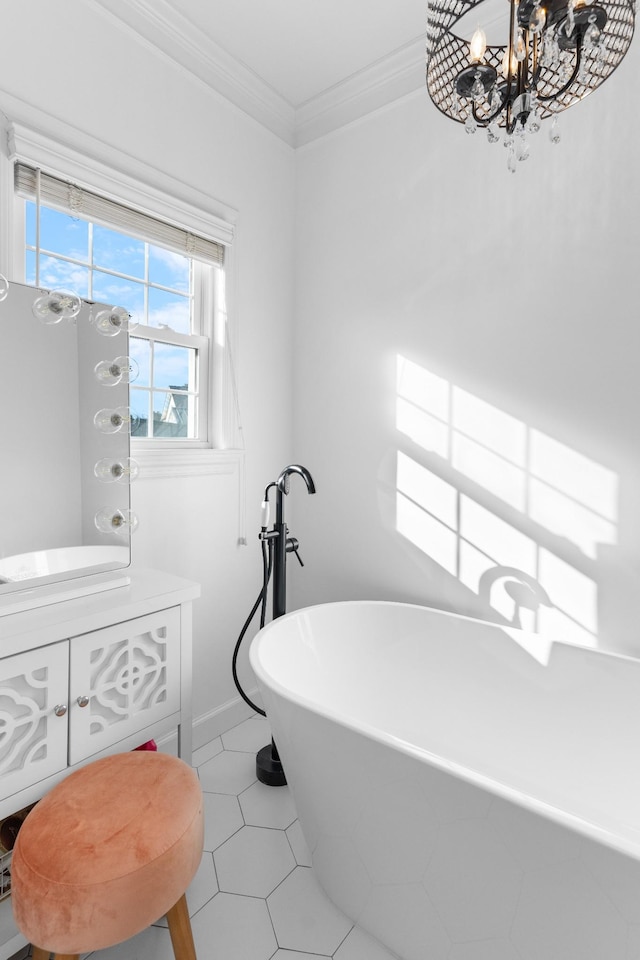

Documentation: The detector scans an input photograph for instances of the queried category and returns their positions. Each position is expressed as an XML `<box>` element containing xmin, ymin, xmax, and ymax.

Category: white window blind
<box><xmin>14</xmin><ymin>162</ymin><xmax>225</xmax><ymax>266</ymax></box>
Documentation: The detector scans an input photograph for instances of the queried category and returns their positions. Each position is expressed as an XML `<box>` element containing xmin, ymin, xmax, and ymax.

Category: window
<box><xmin>15</xmin><ymin>163</ymin><xmax>227</xmax><ymax>447</ymax></box>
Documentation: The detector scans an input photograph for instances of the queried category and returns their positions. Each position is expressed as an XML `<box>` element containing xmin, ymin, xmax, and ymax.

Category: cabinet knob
<box><xmin>53</xmin><ymin>704</ymin><xmax>67</xmax><ymax>717</ymax></box>
<box><xmin>76</xmin><ymin>695</ymin><xmax>90</xmax><ymax>708</ymax></box>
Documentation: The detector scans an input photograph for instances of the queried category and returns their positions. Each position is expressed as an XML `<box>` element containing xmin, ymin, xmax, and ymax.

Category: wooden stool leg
<box><xmin>32</xmin><ymin>950</ymin><xmax>79</xmax><ymax>960</ymax></box>
<box><xmin>166</xmin><ymin>893</ymin><xmax>197</xmax><ymax>960</ymax></box>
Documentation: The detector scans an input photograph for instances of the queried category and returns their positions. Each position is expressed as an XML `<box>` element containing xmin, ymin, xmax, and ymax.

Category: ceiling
<box><xmin>160</xmin><ymin>0</ymin><xmax>428</xmax><ymax>106</ymax></box>
<box><xmin>94</xmin><ymin>0</ymin><xmax>430</xmax><ymax>145</ymax></box>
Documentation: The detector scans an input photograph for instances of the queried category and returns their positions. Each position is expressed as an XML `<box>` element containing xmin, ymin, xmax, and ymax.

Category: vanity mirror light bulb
<box><xmin>94</xmin><ymin>356</ymin><xmax>139</xmax><ymax>386</ymax></box>
<box><xmin>113</xmin><ymin>356</ymin><xmax>139</xmax><ymax>384</ymax></box>
<box><xmin>93</xmin><ymin>306</ymin><xmax>138</xmax><ymax>337</ymax></box>
<box><xmin>94</xmin><ymin>406</ymin><xmax>137</xmax><ymax>434</ymax></box>
<box><xmin>95</xmin><ymin>507</ymin><xmax>139</xmax><ymax>537</ymax></box>
<box><xmin>32</xmin><ymin>290</ymin><xmax>82</xmax><ymax>324</ymax></box>
<box><xmin>94</xmin><ymin>458</ymin><xmax>140</xmax><ymax>483</ymax></box>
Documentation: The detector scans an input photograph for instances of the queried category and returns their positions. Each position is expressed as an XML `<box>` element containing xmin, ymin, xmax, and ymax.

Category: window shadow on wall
<box><xmin>395</xmin><ymin>355</ymin><xmax>619</xmax><ymax>649</ymax></box>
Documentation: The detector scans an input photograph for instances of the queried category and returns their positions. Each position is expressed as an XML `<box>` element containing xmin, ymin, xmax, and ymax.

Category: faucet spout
<box><xmin>276</xmin><ymin>463</ymin><xmax>316</xmax><ymax>496</ymax></box>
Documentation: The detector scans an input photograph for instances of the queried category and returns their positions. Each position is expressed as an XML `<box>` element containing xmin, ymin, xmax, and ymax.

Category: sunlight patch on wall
<box><xmin>394</xmin><ymin>355</ymin><xmax>619</xmax><ymax>648</ymax></box>
<box><xmin>396</xmin><ymin>450</ymin><xmax>598</xmax><ymax>646</ymax></box>
<box><xmin>396</xmin><ymin>355</ymin><xmax>618</xmax><ymax>560</ymax></box>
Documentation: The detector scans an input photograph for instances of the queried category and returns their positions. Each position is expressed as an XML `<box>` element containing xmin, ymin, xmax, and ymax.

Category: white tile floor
<box><xmin>12</xmin><ymin>714</ymin><xmax>399</xmax><ymax>960</ymax></box>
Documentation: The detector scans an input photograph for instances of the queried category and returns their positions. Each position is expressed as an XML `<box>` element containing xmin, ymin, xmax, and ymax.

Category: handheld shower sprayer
<box><xmin>232</xmin><ymin>464</ymin><xmax>316</xmax><ymax>786</ymax></box>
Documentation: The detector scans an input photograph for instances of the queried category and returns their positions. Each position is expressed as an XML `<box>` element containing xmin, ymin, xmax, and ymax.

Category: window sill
<box><xmin>131</xmin><ymin>445</ymin><xmax>242</xmax><ymax>479</ymax></box>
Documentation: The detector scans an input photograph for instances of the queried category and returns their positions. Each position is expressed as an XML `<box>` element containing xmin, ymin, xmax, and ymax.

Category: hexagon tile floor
<box><xmin>88</xmin><ymin>714</ymin><xmax>398</xmax><ymax>960</ymax></box>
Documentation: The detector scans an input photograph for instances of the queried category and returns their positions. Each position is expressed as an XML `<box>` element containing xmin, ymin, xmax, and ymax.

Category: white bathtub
<box><xmin>250</xmin><ymin>601</ymin><xmax>640</xmax><ymax>960</ymax></box>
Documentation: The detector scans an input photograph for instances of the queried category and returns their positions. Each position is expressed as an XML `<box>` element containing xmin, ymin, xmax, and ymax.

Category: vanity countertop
<box><xmin>0</xmin><ymin>568</ymin><xmax>200</xmax><ymax>656</ymax></box>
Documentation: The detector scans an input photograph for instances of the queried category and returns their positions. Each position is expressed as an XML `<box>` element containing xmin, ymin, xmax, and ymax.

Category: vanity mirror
<box><xmin>0</xmin><ymin>279</ymin><xmax>138</xmax><ymax>613</ymax></box>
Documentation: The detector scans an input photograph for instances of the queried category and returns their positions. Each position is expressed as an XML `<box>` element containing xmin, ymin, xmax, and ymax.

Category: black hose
<box><xmin>259</xmin><ymin>536</ymin><xmax>270</xmax><ymax>630</ymax></box>
<box><xmin>231</xmin><ymin>538</ymin><xmax>272</xmax><ymax>717</ymax></box>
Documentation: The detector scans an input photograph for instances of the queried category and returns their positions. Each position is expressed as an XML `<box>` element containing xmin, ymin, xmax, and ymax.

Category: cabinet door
<box><xmin>0</xmin><ymin>643</ymin><xmax>69</xmax><ymax>800</ymax></box>
<box><xmin>68</xmin><ymin>607</ymin><xmax>181</xmax><ymax>764</ymax></box>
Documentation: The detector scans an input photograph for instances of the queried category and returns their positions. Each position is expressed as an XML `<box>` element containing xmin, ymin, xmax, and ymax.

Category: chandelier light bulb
<box><xmin>502</xmin><ymin>47</ymin><xmax>518</xmax><ymax>77</ymax></box>
<box><xmin>469</xmin><ymin>27</ymin><xmax>487</xmax><ymax>62</ymax></box>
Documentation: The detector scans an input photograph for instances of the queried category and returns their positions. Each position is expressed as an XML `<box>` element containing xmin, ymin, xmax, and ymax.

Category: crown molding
<box><xmin>294</xmin><ymin>38</ymin><xmax>426</xmax><ymax>148</ymax></box>
<box><xmin>91</xmin><ymin>0</ymin><xmax>426</xmax><ymax>147</ymax></box>
<box><xmin>90</xmin><ymin>0</ymin><xmax>296</xmax><ymax>146</ymax></box>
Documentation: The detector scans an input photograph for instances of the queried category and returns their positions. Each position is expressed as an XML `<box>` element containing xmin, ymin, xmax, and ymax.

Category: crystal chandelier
<box><xmin>425</xmin><ymin>0</ymin><xmax>635</xmax><ymax>169</ymax></box>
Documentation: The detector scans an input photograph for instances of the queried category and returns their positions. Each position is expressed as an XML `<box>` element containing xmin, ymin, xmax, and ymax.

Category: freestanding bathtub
<box><xmin>250</xmin><ymin>601</ymin><xmax>640</xmax><ymax>960</ymax></box>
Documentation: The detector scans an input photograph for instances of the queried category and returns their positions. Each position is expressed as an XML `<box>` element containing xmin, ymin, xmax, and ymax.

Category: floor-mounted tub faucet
<box><xmin>256</xmin><ymin>463</ymin><xmax>316</xmax><ymax>786</ymax></box>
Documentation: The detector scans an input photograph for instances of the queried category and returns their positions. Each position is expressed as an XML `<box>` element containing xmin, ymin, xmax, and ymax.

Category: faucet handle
<box><xmin>286</xmin><ymin>537</ymin><xmax>305</xmax><ymax>567</ymax></box>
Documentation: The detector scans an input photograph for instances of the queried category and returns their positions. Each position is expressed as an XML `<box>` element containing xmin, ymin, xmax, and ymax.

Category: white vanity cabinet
<box><xmin>0</xmin><ymin>642</ymin><xmax>69</xmax><ymax>801</ymax></box>
<box><xmin>0</xmin><ymin>569</ymin><xmax>199</xmax><ymax>960</ymax></box>
<box><xmin>68</xmin><ymin>607</ymin><xmax>182</xmax><ymax>765</ymax></box>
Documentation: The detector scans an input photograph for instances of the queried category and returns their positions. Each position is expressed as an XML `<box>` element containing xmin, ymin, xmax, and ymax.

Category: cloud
<box><xmin>148</xmin><ymin>299</ymin><xmax>191</xmax><ymax>334</ymax></box>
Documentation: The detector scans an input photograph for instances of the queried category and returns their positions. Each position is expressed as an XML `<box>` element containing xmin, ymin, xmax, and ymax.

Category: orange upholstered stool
<box><xmin>11</xmin><ymin>751</ymin><xmax>203</xmax><ymax>960</ymax></box>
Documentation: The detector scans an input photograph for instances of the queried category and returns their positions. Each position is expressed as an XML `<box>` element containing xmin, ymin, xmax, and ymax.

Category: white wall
<box><xmin>292</xmin><ymin>43</ymin><xmax>640</xmax><ymax>657</ymax></box>
<box><xmin>0</xmin><ymin>0</ymin><xmax>296</xmax><ymax>737</ymax></box>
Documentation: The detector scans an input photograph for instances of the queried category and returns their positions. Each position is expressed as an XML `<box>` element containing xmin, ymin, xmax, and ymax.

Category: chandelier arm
<box><xmin>471</xmin><ymin>90</ymin><xmax>509</xmax><ymax>126</ymax></box>
<box><xmin>535</xmin><ymin>35</ymin><xmax>584</xmax><ymax>101</ymax></box>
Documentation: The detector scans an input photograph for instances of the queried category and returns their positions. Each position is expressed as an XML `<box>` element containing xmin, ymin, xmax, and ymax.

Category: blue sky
<box><xmin>26</xmin><ymin>203</ymin><xmax>191</xmax><ymax>333</ymax></box>
<box><xmin>26</xmin><ymin>202</ymin><xmax>197</xmax><ymax>436</ymax></box>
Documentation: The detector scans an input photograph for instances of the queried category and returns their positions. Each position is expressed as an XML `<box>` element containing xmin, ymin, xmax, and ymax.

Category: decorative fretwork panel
<box><xmin>69</xmin><ymin>608</ymin><xmax>181</xmax><ymax>764</ymax></box>
<box><xmin>0</xmin><ymin>644</ymin><xmax>69</xmax><ymax>800</ymax></box>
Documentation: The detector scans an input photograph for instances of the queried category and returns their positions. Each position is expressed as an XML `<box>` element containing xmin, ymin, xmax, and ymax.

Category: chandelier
<box><xmin>425</xmin><ymin>0</ymin><xmax>635</xmax><ymax>168</ymax></box>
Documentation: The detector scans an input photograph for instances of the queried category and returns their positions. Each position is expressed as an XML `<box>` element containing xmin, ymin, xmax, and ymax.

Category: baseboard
<box><xmin>156</xmin><ymin>689</ymin><xmax>264</xmax><ymax>755</ymax></box>
<box><xmin>193</xmin><ymin>690</ymin><xmax>264</xmax><ymax>748</ymax></box>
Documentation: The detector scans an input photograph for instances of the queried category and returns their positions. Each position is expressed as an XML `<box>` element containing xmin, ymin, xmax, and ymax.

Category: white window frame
<box><xmin>1</xmin><ymin>117</ymin><xmax>241</xmax><ymax>478</ymax></box>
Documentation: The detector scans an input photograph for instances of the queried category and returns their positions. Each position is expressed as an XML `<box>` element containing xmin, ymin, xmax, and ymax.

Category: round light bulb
<box><xmin>32</xmin><ymin>291</ymin><xmax>81</xmax><ymax>325</ymax></box>
<box><xmin>93</xmin><ymin>306</ymin><xmax>138</xmax><ymax>337</ymax></box>
<box><xmin>94</xmin><ymin>356</ymin><xmax>139</xmax><ymax>386</ymax></box>
<box><xmin>94</xmin><ymin>458</ymin><xmax>140</xmax><ymax>483</ymax></box>
<box><xmin>95</xmin><ymin>507</ymin><xmax>139</xmax><ymax>538</ymax></box>
<box><xmin>94</xmin><ymin>406</ymin><xmax>137</xmax><ymax>434</ymax></box>
<box><xmin>113</xmin><ymin>356</ymin><xmax>139</xmax><ymax>384</ymax></box>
